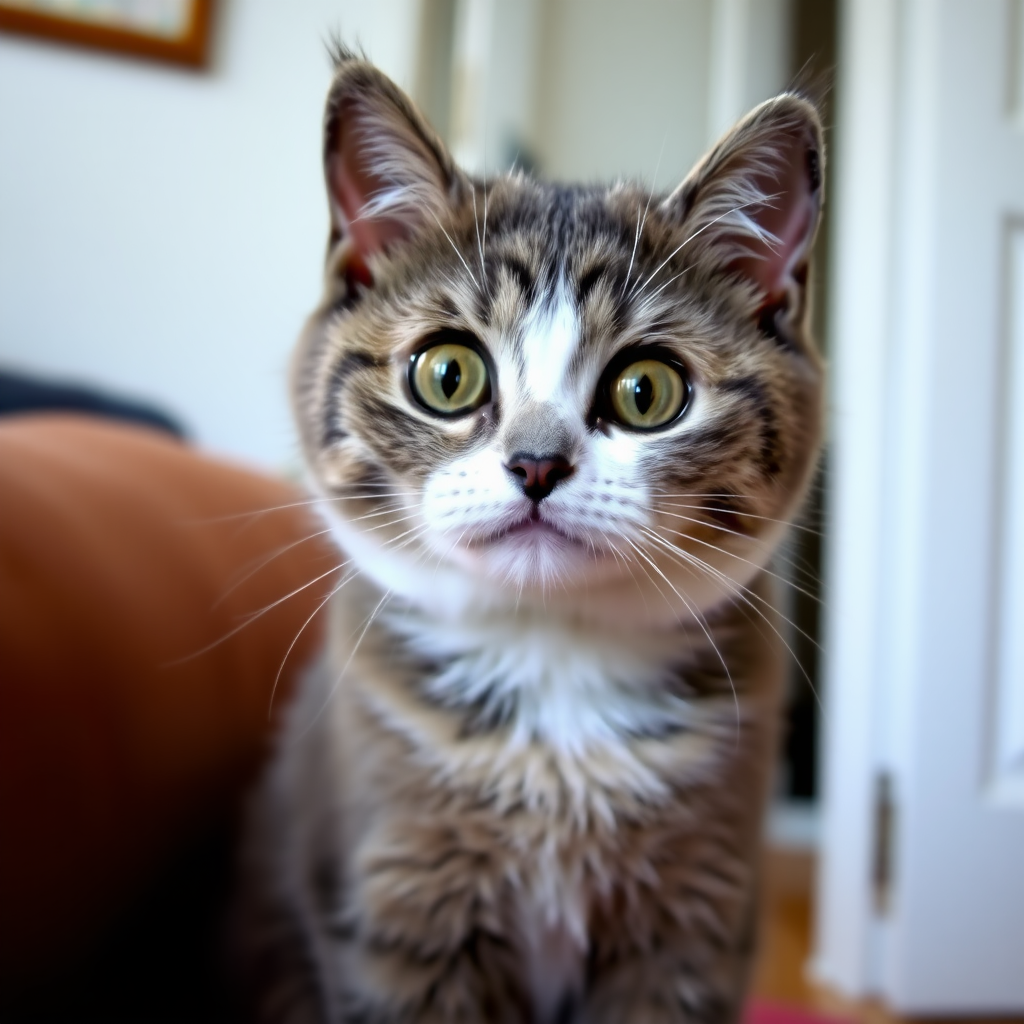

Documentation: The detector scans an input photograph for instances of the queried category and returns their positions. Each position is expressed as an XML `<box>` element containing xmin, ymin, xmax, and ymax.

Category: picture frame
<box><xmin>0</xmin><ymin>1</ymin><xmax>214</xmax><ymax>69</ymax></box>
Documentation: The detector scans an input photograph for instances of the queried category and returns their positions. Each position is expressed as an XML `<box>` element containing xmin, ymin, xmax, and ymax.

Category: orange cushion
<box><xmin>0</xmin><ymin>415</ymin><xmax>338</xmax><ymax>982</ymax></box>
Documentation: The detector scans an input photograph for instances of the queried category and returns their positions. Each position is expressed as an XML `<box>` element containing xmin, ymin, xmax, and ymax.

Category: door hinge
<box><xmin>872</xmin><ymin>770</ymin><xmax>896</xmax><ymax>916</ymax></box>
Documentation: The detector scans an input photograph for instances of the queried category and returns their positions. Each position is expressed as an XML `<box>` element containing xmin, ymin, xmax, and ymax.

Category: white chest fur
<box><xmin>383</xmin><ymin>606</ymin><xmax>694</xmax><ymax>756</ymax></box>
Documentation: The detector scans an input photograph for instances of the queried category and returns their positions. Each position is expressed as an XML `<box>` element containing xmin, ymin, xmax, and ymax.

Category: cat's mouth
<box><xmin>469</xmin><ymin>508</ymin><xmax>582</xmax><ymax>549</ymax></box>
<box><xmin>466</xmin><ymin>507</ymin><xmax>598</xmax><ymax>557</ymax></box>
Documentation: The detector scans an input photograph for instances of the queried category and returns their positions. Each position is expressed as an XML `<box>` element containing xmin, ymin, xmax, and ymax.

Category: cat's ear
<box><xmin>323</xmin><ymin>58</ymin><xmax>467</xmax><ymax>284</ymax></box>
<box><xmin>662</xmin><ymin>95</ymin><xmax>823</xmax><ymax>321</ymax></box>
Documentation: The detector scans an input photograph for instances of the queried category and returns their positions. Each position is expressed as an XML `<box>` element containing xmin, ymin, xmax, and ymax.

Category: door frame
<box><xmin>815</xmin><ymin>0</ymin><xmax>1024</xmax><ymax>1008</ymax></box>
<box><xmin>812</xmin><ymin>0</ymin><xmax>902</xmax><ymax>996</ymax></box>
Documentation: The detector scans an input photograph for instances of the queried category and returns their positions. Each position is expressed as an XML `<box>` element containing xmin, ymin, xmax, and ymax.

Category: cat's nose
<box><xmin>505</xmin><ymin>453</ymin><xmax>574</xmax><ymax>503</ymax></box>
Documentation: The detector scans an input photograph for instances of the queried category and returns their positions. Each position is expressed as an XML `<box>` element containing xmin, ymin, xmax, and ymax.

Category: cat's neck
<box><xmin>377</xmin><ymin>596</ymin><xmax>710</xmax><ymax>755</ymax></box>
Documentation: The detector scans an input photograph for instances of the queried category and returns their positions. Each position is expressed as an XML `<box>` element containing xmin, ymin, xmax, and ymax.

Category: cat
<box><xmin>236</xmin><ymin>47</ymin><xmax>825</xmax><ymax>1024</ymax></box>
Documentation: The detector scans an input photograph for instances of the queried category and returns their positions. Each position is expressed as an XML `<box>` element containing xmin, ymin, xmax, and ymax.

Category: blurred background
<box><xmin>1</xmin><ymin>0</ymin><xmax>1022</xmax><ymax>1020</ymax></box>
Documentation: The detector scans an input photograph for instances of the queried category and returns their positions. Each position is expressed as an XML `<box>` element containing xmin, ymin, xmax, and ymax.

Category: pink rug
<box><xmin>747</xmin><ymin>1001</ymin><xmax>852</xmax><ymax>1024</ymax></box>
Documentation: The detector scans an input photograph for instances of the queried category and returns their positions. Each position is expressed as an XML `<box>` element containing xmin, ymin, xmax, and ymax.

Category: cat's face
<box><xmin>293</xmin><ymin>60</ymin><xmax>824</xmax><ymax>624</ymax></box>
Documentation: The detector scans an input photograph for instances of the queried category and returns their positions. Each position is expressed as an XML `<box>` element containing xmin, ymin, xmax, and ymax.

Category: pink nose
<box><xmin>505</xmin><ymin>454</ymin><xmax>574</xmax><ymax>503</ymax></box>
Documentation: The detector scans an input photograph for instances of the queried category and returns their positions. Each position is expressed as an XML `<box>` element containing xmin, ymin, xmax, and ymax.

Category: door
<box><xmin>816</xmin><ymin>0</ymin><xmax>1024</xmax><ymax>1012</ymax></box>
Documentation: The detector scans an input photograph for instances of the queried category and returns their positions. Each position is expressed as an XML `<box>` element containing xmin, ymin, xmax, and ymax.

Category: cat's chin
<box><xmin>461</xmin><ymin>522</ymin><xmax>615</xmax><ymax>591</ymax></box>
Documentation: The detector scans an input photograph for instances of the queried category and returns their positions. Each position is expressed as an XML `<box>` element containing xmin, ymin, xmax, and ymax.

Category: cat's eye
<box><xmin>607</xmin><ymin>358</ymin><xmax>689</xmax><ymax>430</ymax></box>
<box><xmin>409</xmin><ymin>338</ymin><xmax>490</xmax><ymax>417</ymax></box>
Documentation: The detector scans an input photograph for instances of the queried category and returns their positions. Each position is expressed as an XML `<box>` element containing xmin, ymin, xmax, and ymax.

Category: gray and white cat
<box><xmin>237</xmin><ymin>48</ymin><xmax>824</xmax><ymax>1024</ymax></box>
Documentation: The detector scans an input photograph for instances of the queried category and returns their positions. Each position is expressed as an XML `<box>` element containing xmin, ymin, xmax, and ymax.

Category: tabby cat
<box><xmin>238</xmin><ymin>49</ymin><xmax>824</xmax><ymax>1024</ymax></box>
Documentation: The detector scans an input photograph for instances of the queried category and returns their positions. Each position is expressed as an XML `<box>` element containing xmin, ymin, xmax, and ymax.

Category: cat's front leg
<box><xmin>581</xmin><ymin>937</ymin><xmax>755</xmax><ymax>1024</ymax></box>
<box><xmin>330</xmin><ymin>823</ymin><xmax>531</xmax><ymax>1024</ymax></box>
<box><xmin>579</xmin><ymin>870</ymin><xmax>758</xmax><ymax>1024</ymax></box>
<box><xmin>581</xmin><ymin>959</ymin><xmax>747</xmax><ymax>1024</ymax></box>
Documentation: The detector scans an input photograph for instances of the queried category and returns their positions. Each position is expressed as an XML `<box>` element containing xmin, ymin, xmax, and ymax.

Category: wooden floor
<box><xmin>751</xmin><ymin>850</ymin><xmax>1023</xmax><ymax>1024</ymax></box>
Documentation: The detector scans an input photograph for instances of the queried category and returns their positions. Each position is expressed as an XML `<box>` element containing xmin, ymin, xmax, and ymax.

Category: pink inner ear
<box><xmin>730</xmin><ymin>137</ymin><xmax>819</xmax><ymax>303</ymax></box>
<box><xmin>328</xmin><ymin>147</ymin><xmax>414</xmax><ymax>265</ymax></box>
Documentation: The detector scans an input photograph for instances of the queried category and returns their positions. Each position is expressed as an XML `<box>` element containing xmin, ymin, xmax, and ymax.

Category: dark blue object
<box><xmin>0</xmin><ymin>369</ymin><xmax>187</xmax><ymax>439</ymax></box>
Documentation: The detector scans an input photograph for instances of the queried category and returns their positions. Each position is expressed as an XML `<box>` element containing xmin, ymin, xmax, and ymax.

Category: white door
<box><xmin>816</xmin><ymin>0</ymin><xmax>1024</xmax><ymax>1012</ymax></box>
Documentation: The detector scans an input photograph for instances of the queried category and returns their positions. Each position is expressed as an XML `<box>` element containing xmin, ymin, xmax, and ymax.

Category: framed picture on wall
<box><xmin>0</xmin><ymin>0</ymin><xmax>214</xmax><ymax>69</ymax></box>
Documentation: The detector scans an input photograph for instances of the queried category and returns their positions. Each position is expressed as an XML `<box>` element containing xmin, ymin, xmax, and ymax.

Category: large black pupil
<box><xmin>634</xmin><ymin>374</ymin><xmax>653</xmax><ymax>415</ymax></box>
<box><xmin>440</xmin><ymin>359</ymin><xmax>462</xmax><ymax>399</ymax></box>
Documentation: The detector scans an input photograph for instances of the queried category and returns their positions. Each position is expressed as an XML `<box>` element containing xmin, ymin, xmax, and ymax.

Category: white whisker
<box><xmin>622</xmin><ymin>202</ymin><xmax>643</xmax><ymax>298</ymax></box>
<box><xmin>656</xmin><ymin>500</ymin><xmax>822</xmax><ymax>537</ymax></box>
<box><xmin>349</xmin><ymin>501</ymin><xmax>422</xmax><ymax>525</ymax></box>
<box><xmin>428</xmin><ymin>209</ymin><xmax>479</xmax><ymax>291</ymax></box>
<box><xmin>298</xmin><ymin>589</ymin><xmax>393</xmax><ymax>738</ymax></box>
<box><xmin>267</xmin><ymin>566</ymin><xmax>364</xmax><ymax>719</ymax></box>
<box><xmin>481</xmin><ymin>176</ymin><xmax>489</xmax><ymax>269</ymax></box>
<box><xmin>213</xmin><ymin>527</ymin><xmax>334</xmax><ymax>610</ymax></box>
<box><xmin>184</xmin><ymin>495</ymin><xmax>330</xmax><ymax>526</ymax></box>
<box><xmin>651</xmin><ymin>512</ymin><xmax>821</xmax><ymax>604</ymax></box>
<box><xmin>640</xmin><ymin>525</ymin><xmax>819</xmax><ymax>648</ymax></box>
<box><xmin>638</xmin><ymin>526</ymin><xmax>823</xmax><ymax>711</ymax></box>
<box><xmin>167</xmin><ymin>561</ymin><xmax>349</xmax><ymax>665</ymax></box>
<box><xmin>622</xmin><ymin>145</ymin><xmax>665</xmax><ymax>298</ymax></box>
<box><xmin>622</xmin><ymin>536</ymin><xmax>741</xmax><ymax>736</ymax></box>
<box><xmin>471</xmin><ymin>181</ymin><xmax>486</xmax><ymax>289</ymax></box>
<box><xmin>629</xmin><ymin>194</ymin><xmax>780</xmax><ymax>303</ymax></box>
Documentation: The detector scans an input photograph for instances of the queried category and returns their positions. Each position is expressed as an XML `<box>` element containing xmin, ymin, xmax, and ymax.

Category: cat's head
<box><xmin>292</xmin><ymin>55</ymin><xmax>824</xmax><ymax>626</ymax></box>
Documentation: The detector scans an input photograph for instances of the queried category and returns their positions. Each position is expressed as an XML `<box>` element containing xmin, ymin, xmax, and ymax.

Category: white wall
<box><xmin>813</xmin><ymin>0</ymin><xmax>899</xmax><ymax>995</ymax></box>
<box><xmin>707</xmin><ymin>0</ymin><xmax>792</xmax><ymax>142</ymax></box>
<box><xmin>445</xmin><ymin>0</ymin><xmax>720</xmax><ymax>189</ymax></box>
<box><xmin>0</xmin><ymin>0</ymin><xmax>422</xmax><ymax>471</ymax></box>
<box><xmin>411</xmin><ymin>0</ymin><xmax>794</xmax><ymax>203</ymax></box>
<box><xmin>532</xmin><ymin>0</ymin><xmax>715</xmax><ymax>192</ymax></box>
<box><xmin>449</xmin><ymin>0</ymin><xmax>545</xmax><ymax>175</ymax></box>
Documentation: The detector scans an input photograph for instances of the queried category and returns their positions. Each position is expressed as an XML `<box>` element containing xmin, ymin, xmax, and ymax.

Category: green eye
<box><xmin>410</xmin><ymin>341</ymin><xmax>490</xmax><ymax>416</ymax></box>
<box><xmin>609</xmin><ymin>358</ymin><xmax>688</xmax><ymax>429</ymax></box>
